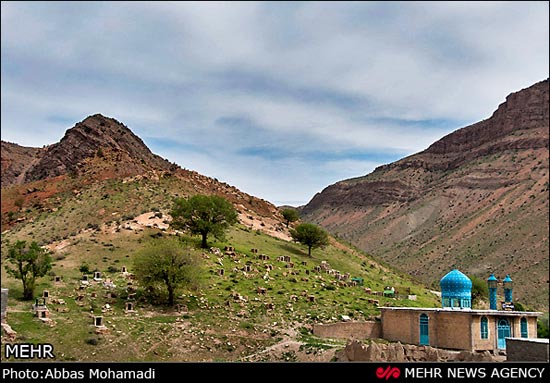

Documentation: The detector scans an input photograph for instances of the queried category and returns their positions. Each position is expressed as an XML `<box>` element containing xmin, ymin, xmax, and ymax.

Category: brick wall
<box><xmin>436</xmin><ymin>311</ymin><xmax>472</xmax><ymax>350</ymax></box>
<box><xmin>313</xmin><ymin>321</ymin><xmax>382</xmax><ymax>340</ymax></box>
<box><xmin>381</xmin><ymin>310</ymin><xmax>415</xmax><ymax>344</ymax></box>
<box><xmin>506</xmin><ymin>338</ymin><xmax>549</xmax><ymax>362</ymax></box>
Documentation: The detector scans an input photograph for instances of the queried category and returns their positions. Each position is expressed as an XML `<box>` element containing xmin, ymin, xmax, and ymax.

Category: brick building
<box><xmin>379</xmin><ymin>270</ymin><xmax>542</xmax><ymax>353</ymax></box>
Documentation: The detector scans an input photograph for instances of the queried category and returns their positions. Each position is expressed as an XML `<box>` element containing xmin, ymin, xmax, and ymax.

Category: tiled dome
<box><xmin>440</xmin><ymin>269</ymin><xmax>472</xmax><ymax>300</ymax></box>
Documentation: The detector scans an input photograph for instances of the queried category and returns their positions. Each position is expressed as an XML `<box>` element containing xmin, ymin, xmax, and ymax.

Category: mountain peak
<box><xmin>1</xmin><ymin>114</ymin><xmax>173</xmax><ymax>186</ymax></box>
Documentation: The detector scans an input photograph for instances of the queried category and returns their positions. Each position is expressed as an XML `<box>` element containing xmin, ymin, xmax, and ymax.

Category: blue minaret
<box><xmin>503</xmin><ymin>274</ymin><xmax>513</xmax><ymax>303</ymax></box>
<box><xmin>487</xmin><ymin>274</ymin><xmax>498</xmax><ymax>310</ymax></box>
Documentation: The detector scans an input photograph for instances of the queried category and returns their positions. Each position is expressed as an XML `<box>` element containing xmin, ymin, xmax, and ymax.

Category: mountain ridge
<box><xmin>301</xmin><ymin>79</ymin><xmax>549</xmax><ymax>310</ymax></box>
<box><xmin>1</xmin><ymin>114</ymin><xmax>282</xmax><ymax>232</ymax></box>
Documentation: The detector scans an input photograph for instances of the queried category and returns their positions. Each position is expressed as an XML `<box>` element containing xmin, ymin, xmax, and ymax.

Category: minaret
<box><xmin>487</xmin><ymin>274</ymin><xmax>498</xmax><ymax>310</ymax></box>
<box><xmin>503</xmin><ymin>274</ymin><xmax>513</xmax><ymax>303</ymax></box>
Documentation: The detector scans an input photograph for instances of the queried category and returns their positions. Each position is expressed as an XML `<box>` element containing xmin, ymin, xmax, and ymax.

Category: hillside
<box><xmin>1</xmin><ymin>141</ymin><xmax>45</xmax><ymax>186</ymax></box>
<box><xmin>301</xmin><ymin>79</ymin><xmax>549</xmax><ymax>311</ymax></box>
<box><xmin>1</xmin><ymin>114</ymin><xmax>281</xmax><ymax>230</ymax></box>
<box><xmin>0</xmin><ymin>114</ymin><xmax>440</xmax><ymax>362</ymax></box>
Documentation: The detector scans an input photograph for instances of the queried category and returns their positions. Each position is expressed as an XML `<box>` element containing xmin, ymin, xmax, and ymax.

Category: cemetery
<box><xmin>0</xmin><ymin>223</ymin><xmax>439</xmax><ymax>362</ymax></box>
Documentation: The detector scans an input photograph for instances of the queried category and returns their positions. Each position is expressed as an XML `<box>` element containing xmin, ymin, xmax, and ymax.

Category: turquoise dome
<box><xmin>440</xmin><ymin>269</ymin><xmax>472</xmax><ymax>308</ymax></box>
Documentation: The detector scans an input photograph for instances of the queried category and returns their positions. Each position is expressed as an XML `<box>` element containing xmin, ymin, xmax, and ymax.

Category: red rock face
<box><xmin>1</xmin><ymin>141</ymin><xmax>44</xmax><ymax>186</ymax></box>
<box><xmin>302</xmin><ymin>79</ymin><xmax>549</xmax><ymax>310</ymax></box>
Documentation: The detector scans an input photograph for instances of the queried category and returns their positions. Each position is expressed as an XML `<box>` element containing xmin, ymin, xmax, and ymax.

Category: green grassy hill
<box><xmin>1</xmin><ymin>176</ymin><xmax>440</xmax><ymax>362</ymax></box>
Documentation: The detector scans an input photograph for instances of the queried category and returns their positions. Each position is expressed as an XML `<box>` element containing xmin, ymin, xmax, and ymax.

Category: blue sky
<box><xmin>1</xmin><ymin>2</ymin><xmax>548</xmax><ymax>206</ymax></box>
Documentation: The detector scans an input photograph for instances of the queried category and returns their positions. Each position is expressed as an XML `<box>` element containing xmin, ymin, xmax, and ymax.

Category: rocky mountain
<box><xmin>1</xmin><ymin>141</ymin><xmax>44</xmax><ymax>186</ymax></box>
<box><xmin>1</xmin><ymin>114</ymin><xmax>281</xmax><ymax>230</ymax></box>
<box><xmin>301</xmin><ymin>79</ymin><xmax>549</xmax><ymax>310</ymax></box>
<box><xmin>2</xmin><ymin>114</ymin><xmax>174</xmax><ymax>186</ymax></box>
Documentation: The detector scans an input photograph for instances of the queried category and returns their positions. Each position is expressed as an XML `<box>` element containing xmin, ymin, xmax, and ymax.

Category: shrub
<box><xmin>85</xmin><ymin>338</ymin><xmax>99</xmax><ymax>346</ymax></box>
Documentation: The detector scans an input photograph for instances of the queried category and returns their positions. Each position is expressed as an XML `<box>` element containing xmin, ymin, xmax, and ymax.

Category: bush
<box><xmin>79</xmin><ymin>264</ymin><xmax>90</xmax><ymax>274</ymax></box>
<box><xmin>537</xmin><ymin>317</ymin><xmax>549</xmax><ymax>338</ymax></box>
<box><xmin>85</xmin><ymin>337</ymin><xmax>99</xmax><ymax>346</ymax></box>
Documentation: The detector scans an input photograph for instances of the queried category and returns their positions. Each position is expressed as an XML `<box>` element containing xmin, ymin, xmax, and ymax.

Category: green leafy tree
<box><xmin>537</xmin><ymin>314</ymin><xmax>549</xmax><ymax>338</ymax></box>
<box><xmin>281</xmin><ymin>208</ymin><xmax>299</xmax><ymax>228</ymax></box>
<box><xmin>470</xmin><ymin>275</ymin><xmax>489</xmax><ymax>308</ymax></box>
<box><xmin>171</xmin><ymin>195</ymin><xmax>238</xmax><ymax>248</ymax></box>
<box><xmin>134</xmin><ymin>238</ymin><xmax>200</xmax><ymax>306</ymax></box>
<box><xmin>5</xmin><ymin>240</ymin><xmax>53</xmax><ymax>300</ymax></box>
<box><xmin>290</xmin><ymin>223</ymin><xmax>329</xmax><ymax>256</ymax></box>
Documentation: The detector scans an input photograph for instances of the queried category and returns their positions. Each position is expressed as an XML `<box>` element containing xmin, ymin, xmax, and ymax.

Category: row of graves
<box><xmin>208</xmin><ymin>246</ymin><xmax>413</xmax><ymax>313</ymax></box>
<box><xmin>30</xmin><ymin>266</ymin><xmax>138</xmax><ymax>334</ymax></box>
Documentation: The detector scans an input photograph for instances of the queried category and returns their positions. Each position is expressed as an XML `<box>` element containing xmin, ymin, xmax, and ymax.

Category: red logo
<box><xmin>376</xmin><ymin>365</ymin><xmax>401</xmax><ymax>380</ymax></box>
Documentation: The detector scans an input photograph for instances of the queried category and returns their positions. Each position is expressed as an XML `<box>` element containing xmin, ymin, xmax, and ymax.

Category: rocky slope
<box><xmin>301</xmin><ymin>79</ymin><xmax>549</xmax><ymax>310</ymax></box>
<box><xmin>2</xmin><ymin>114</ymin><xmax>174</xmax><ymax>186</ymax></box>
<box><xmin>1</xmin><ymin>114</ymin><xmax>282</xmax><ymax>231</ymax></box>
<box><xmin>1</xmin><ymin>141</ymin><xmax>44</xmax><ymax>186</ymax></box>
<box><xmin>336</xmin><ymin>340</ymin><xmax>500</xmax><ymax>362</ymax></box>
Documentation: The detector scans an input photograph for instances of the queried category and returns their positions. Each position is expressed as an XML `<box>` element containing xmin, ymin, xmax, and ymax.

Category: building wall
<box><xmin>380</xmin><ymin>308</ymin><xmax>540</xmax><ymax>352</ymax></box>
<box><xmin>506</xmin><ymin>338</ymin><xmax>549</xmax><ymax>362</ymax></box>
<box><xmin>509</xmin><ymin>316</ymin><xmax>538</xmax><ymax>339</ymax></box>
<box><xmin>312</xmin><ymin>321</ymin><xmax>381</xmax><ymax>340</ymax></box>
<box><xmin>381</xmin><ymin>309</ymin><xmax>416</xmax><ymax>344</ymax></box>
<box><xmin>527</xmin><ymin>317</ymin><xmax>538</xmax><ymax>338</ymax></box>
<box><xmin>471</xmin><ymin>315</ymin><xmax>495</xmax><ymax>351</ymax></box>
<box><xmin>434</xmin><ymin>312</ymin><xmax>472</xmax><ymax>350</ymax></box>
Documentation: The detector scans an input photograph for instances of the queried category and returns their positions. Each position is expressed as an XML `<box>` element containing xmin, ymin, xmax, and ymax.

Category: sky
<box><xmin>1</xmin><ymin>2</ymin><xmax>548</xmax><ymax>206</ymax></box>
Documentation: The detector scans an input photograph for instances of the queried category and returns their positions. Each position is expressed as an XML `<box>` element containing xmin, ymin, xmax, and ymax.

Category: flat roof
<box><xmin>507</xmin><ymin>338</ymin><xmax>549</xmax><ymax>344</ymax></box>
<box><xmin>379</xmin><ymin>307</ymin><xmax>542</xmax><ymax>316</ymax></box>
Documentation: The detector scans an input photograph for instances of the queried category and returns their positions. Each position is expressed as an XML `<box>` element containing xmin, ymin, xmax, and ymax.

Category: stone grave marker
<box><xmin>94</xmin><ymin>316</ymin><xmax>103</xmax><ymax>327</ymax></box>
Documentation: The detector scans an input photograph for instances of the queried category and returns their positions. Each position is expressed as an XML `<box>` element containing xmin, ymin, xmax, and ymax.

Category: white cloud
<box><xmin>1</xmin><ymin>1</ymin><xmax>548</xmax><ymax>206</ymax></box>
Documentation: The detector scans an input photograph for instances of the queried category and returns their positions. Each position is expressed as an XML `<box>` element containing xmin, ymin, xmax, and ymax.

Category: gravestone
<box><xmin>308</xmin><ymin>295</ymin><xmax>315</xmax><ymax>302</ymax></box>
<box><xmin>251</xmin><ymin>248</ymin><xmax>258</xmax><ymax>254</ymax></box>
<box><xmin>1</xmin><ymin>288</ymin><xmax>8</xmax><ymax>323</ymax></box>
<box><xmin>54</xmin><ymin>276</ymin><xmax>62</xmax><ymax>283</ymax></box>
<box><xmin>94</xmin><ymin>316</ymin><xmax>103</xmax><ymax>327</ymax></box>
<box><xmin>93</xmin><ymin>272</ymin><xmax>102</xmax><ymax>281</ymax></box>
<box><xmin>125</xmin><ymin>302</ymin><xmax>135</xmax><ymax>312</ymax></box>
<box><xmin>218</xmin><ymin>269</ymin><xmax>225</xmax><ymax>276</ymax></box>
<box><xmin>38</xmin><ymin>309</ymin><xmax>49</xmax><ymax>318</ymax></box>
<box><xmin>121</xmin><ymin>266</ymin><xmax>127</xmax><ymax>273</ymax></box>
<box><xmin>82</xmin><ymin>275</ymin><xmax>88</xmax><ymax>281</ymax></box>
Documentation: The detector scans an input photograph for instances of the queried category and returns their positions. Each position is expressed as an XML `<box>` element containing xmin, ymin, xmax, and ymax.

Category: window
<box><xmin>420</xmin><ymin>314</ymin><xmax>429</xmax><ymax>345</ymax></box>
<box><xmin>520</xmin><ymin>317</ymin><xmax>528</xmax><ymax>338</ymax></box>
<box><xmin>480</xmin><ymin>317</ymin><xmax>488</xmax><ymax>339</ymax></box>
